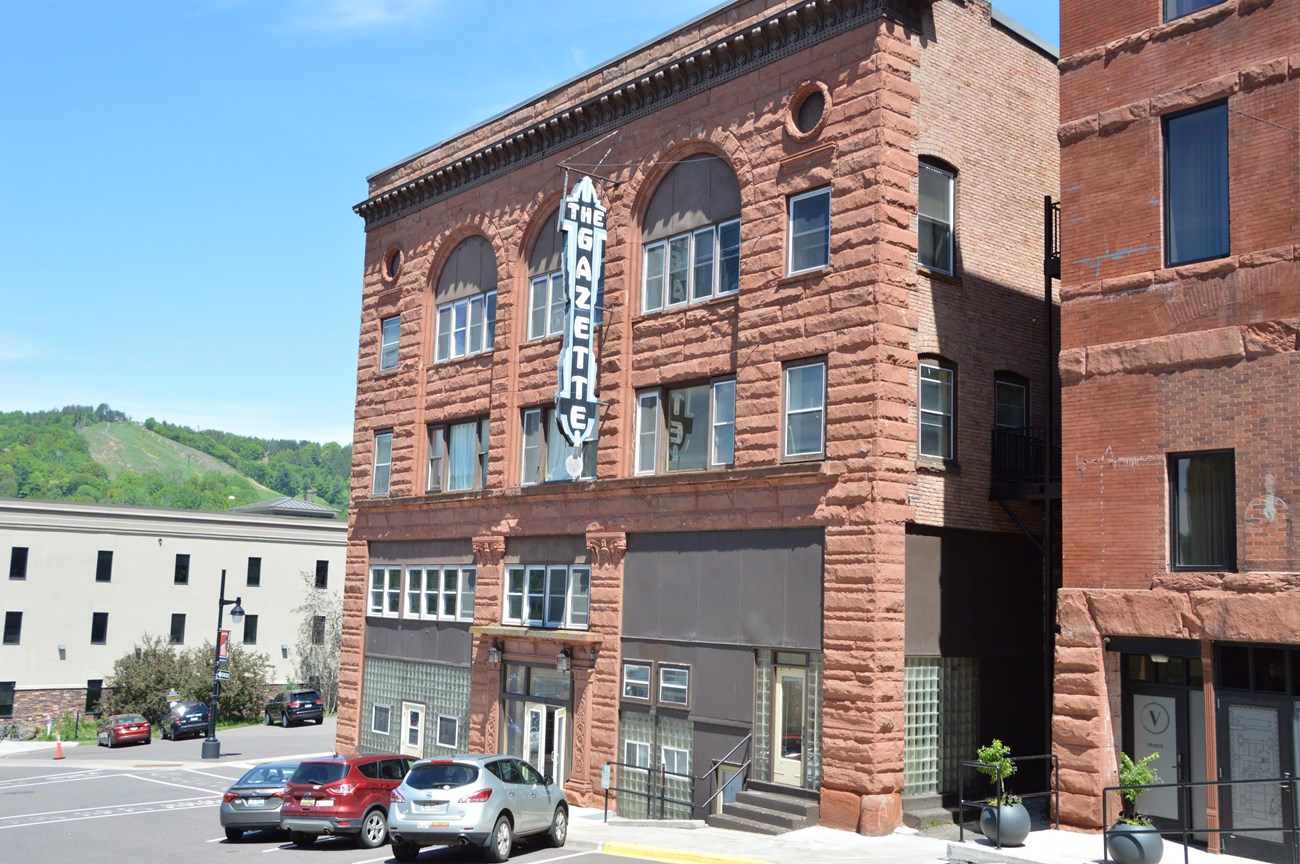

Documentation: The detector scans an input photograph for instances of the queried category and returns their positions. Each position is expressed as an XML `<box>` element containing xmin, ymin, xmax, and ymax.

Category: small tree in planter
<box><xmin>1108</xmin><ymin>752</ymin><xmax>1163</xmax><ymax>864</ymax></box>
<box><xmin>975</xmin><ymin>739</ymin><xmax>1030</xmax><ymax>847</ymax></box>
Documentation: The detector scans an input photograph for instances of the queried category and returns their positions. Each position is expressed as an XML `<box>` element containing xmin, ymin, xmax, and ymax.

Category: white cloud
<box><xmin>286</xmin><ymin>0</ymin><xmax>442</xmax><ymax>30</ymax></box>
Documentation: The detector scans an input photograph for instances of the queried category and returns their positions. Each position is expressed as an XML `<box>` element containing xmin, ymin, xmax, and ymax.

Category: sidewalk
<box><xmin>565</xmin><ymin>806</ymin><xmax>1262</xmax><ymax>864</ymax></box>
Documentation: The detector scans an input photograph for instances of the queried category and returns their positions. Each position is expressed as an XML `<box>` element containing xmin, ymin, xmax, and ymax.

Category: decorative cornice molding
<box><xmin>354</xmin><ymin>0</ymin><xmax>917</xmax><ymax>230</ymax></box>
<box><xmin>586</xmin><ymin>532</ymin><xmax>628</xmax><ymax>569</ymax></box>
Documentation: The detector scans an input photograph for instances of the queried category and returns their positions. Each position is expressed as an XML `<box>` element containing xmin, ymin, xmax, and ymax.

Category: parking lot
<box><xmin>0</xmin><ymin>719</ymin><xmax>647</xmax><ymax>864</ymax></box>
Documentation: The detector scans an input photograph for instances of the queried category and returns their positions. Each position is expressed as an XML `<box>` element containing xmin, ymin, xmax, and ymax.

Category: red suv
<box><xmin>280</xmin><ymin>753</ymin><xmax>412</xmax><ymax>848</ymax></box>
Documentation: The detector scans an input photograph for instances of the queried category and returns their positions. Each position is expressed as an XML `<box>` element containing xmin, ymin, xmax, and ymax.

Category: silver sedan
<box><xmin>387</xmin><ymin>755</ymin><xmax>568</xmax><ymax>862</ymax></box>
<box><xmin>219</xmin><ymin>760</ymin><xmax>300</xmax><ymax>842</ymax></box>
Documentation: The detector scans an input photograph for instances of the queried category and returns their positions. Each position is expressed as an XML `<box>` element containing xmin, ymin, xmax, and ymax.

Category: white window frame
<box><xmin>407</xmin><ymin>565</ymin><xmax>476</xmax><ymax>621</ymax></box>
<box><xmin>380</xmin><ymin>315</ymin><xmax>400</xmax><ymax>370</ymax></box>
<box><xmin>405</xmin><ymin>567</ymin><xmax>433</xmax><ymax>619</ymax></box>
<box><xmin>625</xmin><ymin>740</ymin><xmax>651</xmax><ymax>772</ymax></box>
<box><xmin>520</xmin><ymin>407</ymin><xmax>596</xmax><ymax>485</ymax></box>
<box><xmin>502</xmin><ymin>564</ymin><xmax>590</xmax><ymax>630</ymax></box>
<box><xmin>372</xmin><ymin>704</ymin><xmax>391</xmax><ymax>735</ymax></box>
<box><xmin>622</xmin><ymin>662</ymin><xmax>652</xmax><ymax>701</ymax></box>
<box><xmin>436</xmin><ymin>714</ymin><xmax>459</xmax><ymax>749</ymax></box>
<box><xmin>528</xmin><ymin>271</ymin><xmax>566</xmax><ymax>340</ymax></box>
<box><xmin>919</xmin><ymin>358</ymin><xmax>956</xmax><ymax>460</ymax></box>
<box><xmin>661</xmin><ymin>746</ymin><xmax>690</xmax><ymax>777</ymax></box>
<box><xmin>369</xmin><ymin>567</ymin><xmax>402</xmax><ymax>618</ymax></box>
<box><xmin>635</xmin><ymin>378</ymin><xmax>735</xmax><ymax>475</ymax></box>
<box><xmin>642</xmin><ymin>218</ymin><xmax>741</xmax><ymax>314</ymax></box>
<box><xmin>428</xmin><ymin>418</ymin><xmax>488</xmax><ymax>493</ymax></box>
<box><xmin>434</xmin><ymin>291</ymin><xmax>497</xmax><ymax>362</ymax></box>
<box><xmin>372</xmin><ymin>431</ymin><xmax>393</xmax><ymax>495</ymax></box>
<box><xmin>782</xmin><ymin>360</ymin><xmax>827</xmax><ymax>460</ymax></box>
<box><xmin>918</xmin><ymin>162</ymin><xmax>955</xmax><ymax>275</ymax></box>
<box><xmin>634</xmin><ymin>392</ymin><xmax>660</xmax><ymax>476</ymax></box>
<box><xmin>787</xmin><ymin>187</ymin><xmax>831</xmax><ymax>275</ymax></box>
<box><xmin>658</xmin><ymin>664</ymin><xmax>690</xmax><ymax>708</ymax></box>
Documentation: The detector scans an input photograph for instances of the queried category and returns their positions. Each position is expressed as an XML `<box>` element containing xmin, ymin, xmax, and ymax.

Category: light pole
<box><xmin>201</xmin><ymin>568</ymin><xmax>244</xmax><ymax>760</ymax></box>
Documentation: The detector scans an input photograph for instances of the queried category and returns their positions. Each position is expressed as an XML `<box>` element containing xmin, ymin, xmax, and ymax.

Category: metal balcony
<box><xmin>990</xmin><ymin>426</ymin><xmax>1060</xmax><ymax>501</ymax></box>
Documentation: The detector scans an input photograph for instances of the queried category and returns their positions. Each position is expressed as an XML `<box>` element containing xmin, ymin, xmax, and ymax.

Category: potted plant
<box><xmin>1107</xmin><ymin>752</ymin><xmax>1163</xmax><ymax>864</ymax></box>
<box><xmin>975</xmin><ymin>739</ymin><xmax>1031</xmax><ymax>847</ymax></box>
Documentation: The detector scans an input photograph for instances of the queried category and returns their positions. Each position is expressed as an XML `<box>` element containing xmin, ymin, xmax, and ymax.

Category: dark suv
<box><xmin>265</xmin><ymin>689</ymin><xmax>324</xmax><ymax>727</ymax></box>
<box><xmin>279</xmin><ymin>753</ymin><xmax>412</xmax><ymax>848</ymax></box>
<box><xmin>160</xmin><ymin>701</ymin><xmax>210</xmax><ymax>740</ymax></box>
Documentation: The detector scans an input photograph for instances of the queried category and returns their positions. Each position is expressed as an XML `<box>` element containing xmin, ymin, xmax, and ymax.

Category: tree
<box><xmin>101</xmin><ymin>635</ymin><xmax>182</xmax><ymax>724</ymax></box>
<box><xmin>292</xmin><ymin>569</ymin><xmax>342</xmax><ymax>712</ymax></box>
<box><xmin>177</xmin><ymin>641</ymin><xmax>274</xmax><ymax>723</ymax></box>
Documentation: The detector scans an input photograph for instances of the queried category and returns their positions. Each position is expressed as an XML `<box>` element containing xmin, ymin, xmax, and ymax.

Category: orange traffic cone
<box><xmin>53</xmin><ymin>732</ymin><xmax>64</xmax><ymax>760</ymax></box>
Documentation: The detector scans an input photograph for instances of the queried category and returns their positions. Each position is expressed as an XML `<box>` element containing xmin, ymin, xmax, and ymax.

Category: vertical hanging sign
<box><xmin>555</xmin><ymin>176</ymin><xmax>607</xmax><ymax>446</ymax></box>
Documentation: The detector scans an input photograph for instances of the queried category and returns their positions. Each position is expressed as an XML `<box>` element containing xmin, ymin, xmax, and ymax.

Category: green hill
<box><xmin>83</xmin><ymin>420</ymin><xmax>265</xmax><ymax>483</ymax></box>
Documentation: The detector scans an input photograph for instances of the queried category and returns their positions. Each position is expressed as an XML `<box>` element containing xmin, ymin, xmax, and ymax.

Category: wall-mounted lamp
<box><xmin>1150</xmin><ymin>653</ymin><xmax>1170</xmax><ymax>664</ymax></box>
<box><xmin>58</xmin><ymin>644</ymin><xmax>67</xmax><ymax>660</ymax></box>
<box><xmin>488</xmin><ymin>641</ymin><xmax>503</xmax><ymax>666</ymax></box>
<box><xmin>556</xmin><ymin>647</ymin><xmax>572</xmax><ymax>672</ymax></box>
<box><xmin>281</xmin><ymin>644</ymin><xmax>290</xmax><ymax>659</ymax></box>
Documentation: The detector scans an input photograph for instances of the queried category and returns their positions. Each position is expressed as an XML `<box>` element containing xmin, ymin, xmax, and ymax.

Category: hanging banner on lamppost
<box><xmin>555</xmin><ymin>175</ymin><xmax>606</xmax><ymax>446</ymax></box>
<box><xmin>217</xmin><ymin>628</ymin><xmax>230</xmax><ymax>662</ymax></box>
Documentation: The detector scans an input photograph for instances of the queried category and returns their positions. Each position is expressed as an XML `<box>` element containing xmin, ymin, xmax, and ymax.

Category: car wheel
<box><xmin>265</xmin><ymin>710</ymin><xmax>273</xmax><ymax>726</ymax></box>
<box><xmin>290</xmin><ymin>831</ymin><xmax>316</xmax><ymax>848</ymax></box>
<box><xmin>314</xmin><ymin>717</ymin><xmax>324</xmax><ymax>725</ymax></box>
<box><xmin>281</xmin><ymin>712</ymin><xmax>289</xmax><ymax>729</ymax></box>
<box><xmin>392</xmin><ymin>840</ymin><xmax>420</xmax><ymax>862</ymax></box>
<box><xmin>356</xmin><ymin>808</ymin><xmax>388</xmax><ymax>849</ymax></box>
<box><xmin>144</xmin><ymin>736</ymin><xmax>151</xmax><ymax>745</ymax></box>
<box><xmin>107</xmin><ymin>732</ymin><xmax>115</xmax><ymax>749</ymax></box>
<box><xmin>225</xmin><ymin>828</ymin><xmax>243</xmax><ymax>842</ymax></box>
<box><xmin>483</xmin><ymin>815</ymin><xmax>512</xmax><ymax>863</ymax></box>
<box><xmin>545</xmin><ymin>804</ymin><xmax>568</xmax><ymax>848</ymax></box>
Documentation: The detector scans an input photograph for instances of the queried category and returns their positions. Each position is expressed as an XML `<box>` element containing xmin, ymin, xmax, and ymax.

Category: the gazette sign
<box><xmin>555</xmin><ymin>176</ymin><xmax>607</xmax><ymax>446</ymax></box>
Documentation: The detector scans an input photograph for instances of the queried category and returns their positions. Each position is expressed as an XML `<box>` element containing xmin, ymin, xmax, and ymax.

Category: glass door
<box><xmin>400</xmin><ymin>701</ymin><xmax>425</xmax><ymax>758</ymax></box>
<box><xmin>773</xmin><ymin>665</ymin><xmax>806</xmax><ymax>786</ymax></box>
<box><xmin>1218</xmin><ymin>697</ymin><xmax>1295</xmax><ymax>864</ymax></box>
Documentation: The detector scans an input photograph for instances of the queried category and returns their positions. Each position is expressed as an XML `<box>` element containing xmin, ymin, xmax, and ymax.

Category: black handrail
<box><xmin>957</xmin><ymin>753</ymin><xmax>1060</xmax><ymax>848</ymax></box>
<box><xmin>602</xmin><ymin>733</ymin><xmax>754</xmax><ymax>822</ymax></box>
<box><xmin>1102</xmin><ymin>773</ymin><xmax>1299</xmax><ymax>864</ymax></box>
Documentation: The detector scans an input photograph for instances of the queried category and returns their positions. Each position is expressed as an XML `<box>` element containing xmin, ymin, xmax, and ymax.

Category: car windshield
<box><xmin>240</xmin><ymin>763</ymin><xmax>298</xmax><ymax>785</ymax></box>
<box><xmin>291</xmin><ymin>763</ymin><xmax>349</xmax><ymax>785</ymax></box>
<box><xmin>406</xmin><ymin>763</ymin><xmax>479</xmax><ymax>790</ymax></box>
<box><xmin>292</xmin><ymin>691</ymin><xmax>320</xmax><ymax>701</ymax></box>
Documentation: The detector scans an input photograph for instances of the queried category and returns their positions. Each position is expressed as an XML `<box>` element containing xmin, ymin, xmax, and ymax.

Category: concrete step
<box><xmin>720</xmin><ymin>801</ymin><xmax>811</xmax><ymax>831</ymax></box>
<box><xmin>704</xmin><ymin>812</ymin><xmax>787</xmax><ymax>835</ymax></box>
<box><xmin>707</xmin><ymin>783</ymin><xmax>821</xmax><ymax>836</ymax></box>
<box><xmin>733</xmin><ymin>789</ymin><xmax>820</xmax><ymax>819</ymax></box>
<box><xmin>744</xmin><ymin>780</ymin><xmax>821</xmax><ymax>802</ymax></box>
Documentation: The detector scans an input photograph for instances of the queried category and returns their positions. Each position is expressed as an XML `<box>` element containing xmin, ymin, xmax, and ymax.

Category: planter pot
<box><xmin>979</xmin><ymin>802</ymin><xmax>1030</xmax><ymax>847</ymax></box>
<box><xmin>1107</xmin><ymin>822</ymin><xmax>1163</xmax><ymax>864</ymax></box>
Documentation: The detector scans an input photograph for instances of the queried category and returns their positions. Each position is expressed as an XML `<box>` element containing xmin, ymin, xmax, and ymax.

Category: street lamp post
<box><xmin>201</xmin><ymin>568</ymin><xmax>244</xmax><ymax>760</ymax></box>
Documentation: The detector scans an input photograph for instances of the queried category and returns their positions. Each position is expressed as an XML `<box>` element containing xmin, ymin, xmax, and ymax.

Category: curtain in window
<box><xmin>1166</xmin><ymin>103</ymin><xmax>1228</xmax><ymax>265</ymax></box>
<box><xmin>447</xmin><ymin>422</ymin><xmax>477</xmax><ymax>491</ymax></box>
<box><xmin>1175</xmin><ymin>454</ymin><xmax>1234</xmax><ymax>568</ymax></box>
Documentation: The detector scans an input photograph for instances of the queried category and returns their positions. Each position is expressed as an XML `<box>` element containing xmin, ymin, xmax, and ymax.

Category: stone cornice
<box><xmin>354</xmin><ymin>0</ymin><xmax>917</xmax><ymax>230</ymax></box>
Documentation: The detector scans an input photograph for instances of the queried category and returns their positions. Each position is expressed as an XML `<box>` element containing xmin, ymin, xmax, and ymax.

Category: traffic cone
<box><xmin>53</xmin><ymin>732</ymin><xmax>64</xmax><ymax>760</ymax></box>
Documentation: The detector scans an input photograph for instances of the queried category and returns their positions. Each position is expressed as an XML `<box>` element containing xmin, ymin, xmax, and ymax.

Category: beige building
<box><xmin>0</xmin><ymin>498</ymin><xmax>346</xmax><ymax>724</ymax></box>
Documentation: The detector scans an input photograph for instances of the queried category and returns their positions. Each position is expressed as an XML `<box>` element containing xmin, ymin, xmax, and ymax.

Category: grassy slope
<box><xmin>82</xmin><ymin>421</ymin><xmax>276</xmax><ymax>494</ymax></box>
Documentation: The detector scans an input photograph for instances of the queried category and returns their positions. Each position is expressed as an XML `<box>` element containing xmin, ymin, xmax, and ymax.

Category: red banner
<box><xmin>217</xmin><ymin>629</ymin><xmax>230</xmax><ymax>660</ymax></box>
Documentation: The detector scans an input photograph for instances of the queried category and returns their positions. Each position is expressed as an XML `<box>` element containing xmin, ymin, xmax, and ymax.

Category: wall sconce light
<box><xmin>1150</xmin><ymin>653</ymin><xmax>1170</xmax><ymax>664</ymax></box>
<box><xmin>281</xmin><ymin>644</ymin><xmax>290</xmax><ymax>659</ymax></box>
<box><xmin>58</xmin><ymin>644</ymin><xmax>67</xmax><ymax>659</ymax></box>
<box><xmin>488</xmin><ymin>641</ymin><xmax>503</xmax><ymax>666</ymax></box>
<box><xmin>556</xmin><ymin>647</ymin><xmax>572</xmax><ymax>672</ymax></box>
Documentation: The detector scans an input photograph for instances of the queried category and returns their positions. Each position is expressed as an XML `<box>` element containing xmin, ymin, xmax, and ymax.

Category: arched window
<box><xmin>918</xmin><ymin>159</ymin><xmax>955</xmax><ymax>275</ymax></box>
<box><xmin>434</xmin><ymin>236</ymin><xmax>497</xmax><ymax>362</ymax></box>
<box><xmin>527</xmin><ymin>207</ymin><xmax>565</xmax><ymax>341</ymax></box>
<box><xmin>641</xmin><ymin>154</ymin><xmax>741</xmax><ymax>313</ymax></box>
<box><xmin>919</xmin><ymin>356</ymin><xmax>956</xmax><ymax>460</ymax></box>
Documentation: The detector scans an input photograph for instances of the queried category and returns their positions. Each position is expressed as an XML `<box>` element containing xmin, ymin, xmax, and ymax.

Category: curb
<box><xmin>571</xmin><ymin>838</ymin><xmax>773</xmax><ymax>864</ymax></box>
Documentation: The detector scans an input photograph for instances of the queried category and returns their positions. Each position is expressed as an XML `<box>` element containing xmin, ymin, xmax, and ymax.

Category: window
<box><xmin>315</xmin><ymin>560</ymin><xmax>328</xmax><ymax>589</ymax></box>
<box><xmin>169</xmin><ymin>613</ymin><xmax>186</xmax><ymax>644</ymax></box>
<box><xmin>662</xmin><ymin>746</ymin><xmax>690</xmax><ymax>777</ymax></box>
<box><xmin>635</xmin><ymin>379</ymin><xmax>736</xmax><ymax>474</ymax></box>
<box><xmin>243</xmin><ymin>614</ymin><xmax>259</xmax><ymax>645</ymax></box>
<box><xmin>434</xmin><ymin>236</ymin><xmax>498</xmax><ymax>362</ymax></box>
<box><xmin>623</xmin><ymin>662</ymin><xmax>652</xmax><ymax>701</ymax></box>
<box><xmin>372</xmin><ymin>704</ymin><xmax>391</xmax><ymax>735</ymax></box>
<box><xmin>642</xmin><ymin>221</ymin><xmax>741</xmax><ymax>312</ymax></box>
<box><xmin>380</xmin><ymin>315</ymin><xmax>400</xmax><ymax>370</ymax></box>
<box><xmin>788</xmin><ymin>187</ymin><xmax>830</xmax><ymax>274</ymax></box>
<box><xmin>1164</xmin><ymin>101</ymin><xmax>1228</xmax><ymax>266</ymax></box>
<box><xmin>405</xmin><ymin>566</ymin><xmax>476</xmax><ymax>621</ymax></box>
<box><xmin>918</xmin><ymin>161</ymin><xmax>954</xmax><ymax>274</ymax></box>
<box><xmin>521</xmin><ymin>407</ymin><xmax>596</xmax><ymax>485</ymax></box>
<box><xmin>90</xmin><ymin>612</ymin><xmax>108</xmax><ymax>645</ymax></box>
<box><xmin>436</xmin><ymin>715</ymin><xmax>459</xmax><ymax>748</ymax></box>
<box><xmin>1170</xmin><ymin>451</ymin><xmax>1236</xmax><ymax>571</ymax></box>
<box><xmin>369</xmin><ymin>567</ymin><xmax>402</xmax><ymax>617</ymax></box>
<box><xmin>994</xmin><ymin>374</ymin><xmax>1028</xmax><ymax>430</ymax></box>
<box><xmin>85</xmin><ymin>680</ymin><xmax>103</xmax><ymax>714</ymax></box>
<box><xmin>311</xmin><ymin>615</ymin><xmax>326</xmax><ymax>645</ymax></box>
<box><xmin>529</xmin><ymin>271</ymin><xmax>567</xmax><ymax>340</ymax></box>
<box><xmin>2</xmin><ymin>611</ymin><xmax>21</xmax><ymax>645</ymax></box>
<box><xmin>625</xmin><ymin>740</ymin><xmax>651</xmax><ymax>771</ymax></box>
<box><xmin>919</xmin><ymin>358</ymin><xmax>955</xmax><ymax>460</ymax></box>
<box><xmin>428</xmin><ymin>418</ymin><xmax>489</xmax><ymax>492</ymax></box>
<box><xmin>174</xmin><ymin>553</ymin><xmax>190</xmax><ymax>585</ymax></box>
<box><xmin>783</xmin><ymin>359</ymin><xmax>827</xmax><ymax>459</ymax></box>
<box><xmin>659</xmin><ymin>665</ymin><xmax>690</xmax><ymax>707</ymax></box>
<box><xmin>372</xmin><ymin>431</ymin><xmax>393</xmax><ymax>495</ymax></box>
<box><xmin>0</xmin><ymin>683</ymin><xmax>13</xmax><ymax>719</ymax></box>
<box><xmin>9</xmin><ymin>547</ymin><xmax>27</xmax><ymax>580</ymax></box>
<box><xmin>642</xmin><ymin>154</ymin><xmax>742</xmax><ymax>312</ymax></box>
<box><xmin>1164</xmin><ymin>0</ymin><xmax>1225</xmax><ymax>21</ymax></box>
<box><xmin>246</xmin><ymin>557</ymin><xmax>261</xmax><ymax>587</ymax></box>
<box><xmin>95</xmin><ymin>550</ymin><xmax>112</xmax><ymax>583</ymax></box>
<box><xmin>503</xmin><ymin>565</ymin><xmax>591</xmax><ymax>629</ymax></box>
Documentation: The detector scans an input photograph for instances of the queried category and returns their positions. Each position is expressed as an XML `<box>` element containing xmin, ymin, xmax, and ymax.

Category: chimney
<box><xmin>305</xmin><ymin>489</ymin><xmax>314</xmax><ymax>503</ymax></box>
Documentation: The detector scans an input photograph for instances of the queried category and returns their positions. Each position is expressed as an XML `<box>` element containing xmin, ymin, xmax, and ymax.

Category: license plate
<box><xmin>246</xmin><ymin>798</ymin><xmax>265</xmax><ymax>808</ymax></box>
<box><xmin>301</xmin><ymin>797</ymin><xmax>314</xmax><ymax>807</ymax></box>
<box><xmin>415</xmin><ymin>802</ymin><xmax>447</xmax><ymax>814</ymax></box>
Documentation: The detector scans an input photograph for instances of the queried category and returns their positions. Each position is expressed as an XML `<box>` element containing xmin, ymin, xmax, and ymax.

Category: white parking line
<box><xmin>349</xmin><ymin>856</ymin><xmax>392</xmax><ymax>864</ymax></box>
<box><xmin>124</xmin><ymin>772</ymin><xmax>225</xmax><ymax>794</ymax></box>
<box><xmin>0</xmin><ymin>771</ymin><xmax>107</xmax><ymax>789</ymax></box>
<box><xmin>0</xmin><ymin>796</ymin><xmax>218</xmax><ymax>829</ymax></box>
<box><xmin>0</xmin><ymin>794</ymin><xmax>218</xmax><ymax>822</ymax></box>
<box><xmin>538</xmin><ymin>852</ymin><xmax>595</xmax><ymax>862</ymax></box>
<box><xmin>184</xmin><ymin>767</ymin><xmax>243</xmax><ymax>780</ymax></box>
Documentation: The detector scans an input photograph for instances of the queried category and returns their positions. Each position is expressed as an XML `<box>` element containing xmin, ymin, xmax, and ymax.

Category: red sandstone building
<box><xmin>343</xmin><ymin>0</ymin><xmax>1057</xmax><ymax>835</ymax></box>
<box><xmin>1055</xmin><ymin>0</ymin><xmax>1299</xmax><ymax>859</ymax></box>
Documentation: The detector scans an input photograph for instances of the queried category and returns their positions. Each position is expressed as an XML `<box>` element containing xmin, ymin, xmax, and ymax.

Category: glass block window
<box><xmin>903</xmin><ymin>656</ymin><xmax>979</xmax><ymax>797</ymax></box>
<box><xmin>753</xmin><ymin>649</ymin><xmax>773</xmax><ymax>783</ymax></box>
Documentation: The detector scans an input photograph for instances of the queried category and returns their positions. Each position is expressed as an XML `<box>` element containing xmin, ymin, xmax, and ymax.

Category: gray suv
<box><xmin>387</xmin><ymin>755</ymin><xmax>568</xmax><ymax>862</ymax></box>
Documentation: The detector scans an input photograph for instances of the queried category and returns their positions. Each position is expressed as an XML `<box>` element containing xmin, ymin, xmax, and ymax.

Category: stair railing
<box><xmin>602</xmin><ymin>732</ymin><xmax>753</xmax><ymax>821</ymax></box>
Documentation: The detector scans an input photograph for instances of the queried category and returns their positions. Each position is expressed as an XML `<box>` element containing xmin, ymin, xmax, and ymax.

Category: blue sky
<box><xmin>0</xmin><ymin>1</ymin><xmax>1057</xmax><ymax>446</ymax></box>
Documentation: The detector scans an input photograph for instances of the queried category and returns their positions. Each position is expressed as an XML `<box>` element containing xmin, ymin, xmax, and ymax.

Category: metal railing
<box><xmin>958</xmin><ymin>753</ymin><xmax>1060</xmax><ymax>848</ymax></box>
<box><xmin>992</xmin><ymin>426</ymin><xmax>1061</xmax><ymax>483</ymax></box>
<box><xmin>603</xmin><ymin>733</ymin><xmax>752</xmax><ymax>822</ymax></box>
<box><xmin>1103</xmin><ymin>773</ymin><xmax>1300</xmax><ymax>864</ymax></box>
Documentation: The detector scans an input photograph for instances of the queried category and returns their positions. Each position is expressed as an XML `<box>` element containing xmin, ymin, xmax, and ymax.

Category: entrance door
<box><xmin>400</xmin><ymin>701</ymin><xmax>425</xmax><ymax>758</ymax></box>
<box><xmin>1124</xmin><ymin>686</ymin><xmax>1190</xmax><ymax>829</ymax></box>
<box><xmin>773</xmin><ymin>666</ymin><xmax>806</xmax><ymax>787</ymax></box>
<box><xmin>1217</xmin><ymin>696</ymin><xmax>1296</xmax><ymax>864</ymax></box>
<box><xmin>518</xmin><ymin>702</ymin><xmax>567</xmax><ymax>785</ymax></box>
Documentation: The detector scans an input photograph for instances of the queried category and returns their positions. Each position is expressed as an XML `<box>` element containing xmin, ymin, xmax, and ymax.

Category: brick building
<box><xmin>343</xmin><ymin>0</ymin><xmax>1058</xmax><ymax>835</ymax></box>
<box><xmin>1054</xmin><ymin>0</ymin><xmax>1299</xmax><ymax>859</ymax></box>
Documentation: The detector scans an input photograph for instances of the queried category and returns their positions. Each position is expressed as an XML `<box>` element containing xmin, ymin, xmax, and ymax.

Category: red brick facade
<box><xmin>345</xmin><ymin>0</ymin><xmax>1056</xmax><ymax>835</ymax></box>
<box><xmin>1056</xmin><ymin>0</ymin><xmax>1300</xmax><ymax>838</ymax></box>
